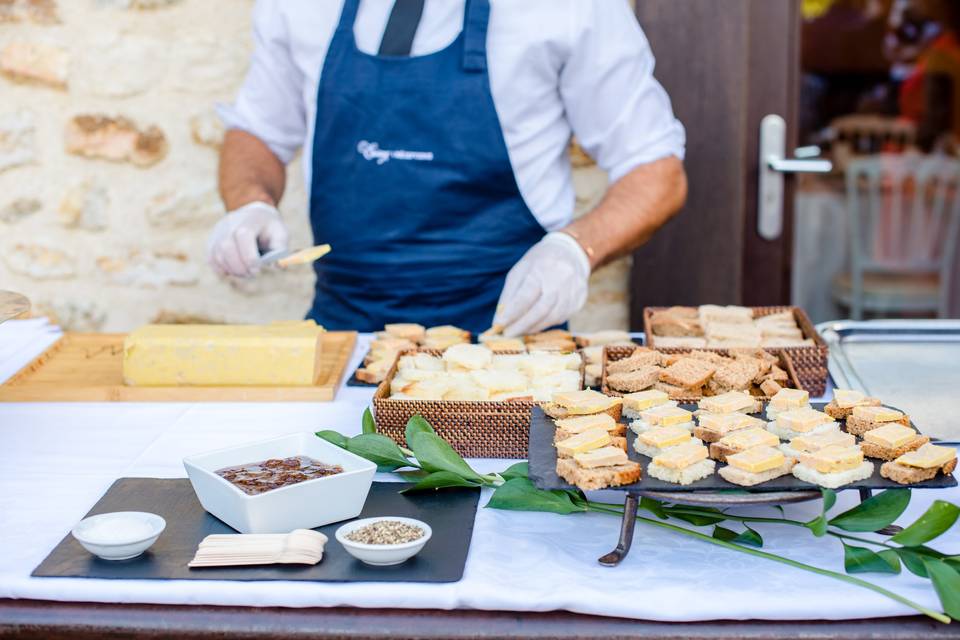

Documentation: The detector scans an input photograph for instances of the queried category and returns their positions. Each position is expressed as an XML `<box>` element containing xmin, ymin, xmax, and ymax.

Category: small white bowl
<box><xmin>72</xmin><ymin>511</ymin><xmax>166</xmax><ymax>561</ymax></box>
<box><xmin>335</xmin><ymin>517</ymin><xmax>432</xmax><ymax>566</ymax></box>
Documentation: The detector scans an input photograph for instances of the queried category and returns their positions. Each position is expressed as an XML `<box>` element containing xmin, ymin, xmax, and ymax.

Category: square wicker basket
<box><xmin>600</xmin><ymin>344</ymin><xmax>805</xmax><ymax>402</ymax></box>
<box><xmin>371</xmin><ymin>349</ymin><xmax>583</xmax><ymax>459</ymax></box>
<box><xmin>643</xmin><ymin>305</ymin><xmax>828</xmax><ymax>396</ymax></box>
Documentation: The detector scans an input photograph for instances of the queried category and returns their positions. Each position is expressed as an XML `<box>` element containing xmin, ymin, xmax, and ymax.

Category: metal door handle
<box><xmin>757</xmin><ymin>114</ymin><xmax>834</xmax><ymax>240</ymax></box>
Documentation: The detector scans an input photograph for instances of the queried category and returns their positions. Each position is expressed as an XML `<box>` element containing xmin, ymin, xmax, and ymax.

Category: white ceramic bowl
<box><xmin>183</xmin><ymin>432</ymin><xmax>376</xmax><ymax>534</ymax></box>
<box><xmin>72</xmin><ymin>511</ymin><xmax>166</xmax><ymax>561</ymax></box>
<box><xmin>335</xmin><ymin>517</ymin><xmax>432</xmax><ymax>566</ymax></box>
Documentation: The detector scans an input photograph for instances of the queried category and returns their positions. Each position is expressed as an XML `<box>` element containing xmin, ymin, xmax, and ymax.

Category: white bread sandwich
<box><xmin>543</xmin><ymin>389</ymin><xmax>623</xmax><ymax>421</ymax></box>
<box><xmin>880</xmin><ymin>443</ymin><xmax>957</xmax><ymax>485</ymax></box>
<box><xmin>765</xmin><ymin>388</ymin><xmax>810</xmax><ymax>419</ymax></box>
<box><xmin>383</xmin><ymin>323</ymin><xmax>426</xmax><ymax>342</ymax></box>
<box><xmin>629</xmin><ymin>404</ymin><xmax>694</xmax><ymax>434</ymax></box>
<box><xmin>694</xmin><ymin>412</ymin><xmax>766</xmax><ymax>443</ymax></box>
<box><xmin>767</xmin><ymin>408</ymin><xmax>839</xmax><ymax>441</ymax></box>
<box><xmin>633</xmin><ymin>425</ymin><xmax>697</xmax><ymax>458</ymax></box>
<box><xmin>621</xmin><ymin>389</ymin><xmax>676</xmax><ymax>419</ymax></box>
<box><xmin>845</xmin><ymin>405</ymin><xmax>911</xmax><ymax>436</ymax></box>
<box><xmin>553</xmin><ymin>412</ymin><xmax>626</xmax><ymax>442</ymax></box>
<box><xmin>860</xmin><ymin>423</ymin><xmax>930</xmax><ymax>461</ymax></box>
<box><xmin>779</xmin><ymin>430</ymin><xmax>857</xmax><ymax>466</ymax></box>
<box><xmin>823</xmin><ymin>389</ymin><xmax>882</xmax><ymax>420</ymax></box>
<box><xmin>697</xmin><ymin>390</ymin><xmax>763</xmax><ymax>416</ymax></box>
<box><xmin>647</xmin><ymin>441</ymin><xmax>715</xmax><ymax>485</ymax></box>
<box><xmin>791</xmin><ymin>445</ymin><xmax>874</xmax><ymax>488</ymax></box>
<box><xmin>719</xmin><ymin>445</ymin><xmax>796</xmax><ymax>486</ymax></box>
<box><xmin>709</xmin><ymin>427</ymin><xmax>780</xmax><ymax>462</ymax></box>
<box><xmin>556</xmin><ymin>446</ymin><xmax>641</xmax><ymax>490</ymax></box>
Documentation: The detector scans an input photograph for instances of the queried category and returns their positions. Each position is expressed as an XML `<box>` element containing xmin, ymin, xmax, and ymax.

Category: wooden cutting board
<box><xmin>0</xmin><ymin>331</ymin><xmax>357</xmax><ymax>402</ymax></box>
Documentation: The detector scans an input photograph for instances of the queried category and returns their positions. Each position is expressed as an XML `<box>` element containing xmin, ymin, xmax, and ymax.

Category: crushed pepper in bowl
<box><xmin>345</xmin><ymin>520</ymin><xmax>425</xmax><ymax>545</ymax></box>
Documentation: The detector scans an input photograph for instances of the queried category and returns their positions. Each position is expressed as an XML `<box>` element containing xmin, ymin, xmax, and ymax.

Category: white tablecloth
<box><xmin>0</xmin><ymin>320</ymin><xmax>956</xmax><ymax>621</ymax></box>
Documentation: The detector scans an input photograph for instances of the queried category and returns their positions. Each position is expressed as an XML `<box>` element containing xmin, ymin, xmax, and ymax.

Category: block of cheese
<box><xmin>852</xmin><ymin>405</ymin><xmax>903</xmax><ymax>423</ymax></box>
<box><xmin>654</xmin><ymin>442</ymin><xmax>708</xmax><ymax>469</ymax></box>
<box><xmin>639</xmin><ymin>425</ymin><xmax>692</xmax><ymax>449</ymax></box>
<box><xmin>770</xmin><ymin>388</ymin><xmax>809</xmax><ymax>410</ymax></box>
<box><xmin>555</xmin><ymin>413</ymin><xmax>616</xmax><ymax>434</ymax></box>
<box><xmin>574</xmin><ymin>446</ymin><xmax>629</xmax><ymax>469</ymax></box>
<box><xmin>810</xmin><ymin>445</ymin><xmax>863</xmax><ymax>473</ymax></box>
<box><xmin>719</xmin><ymin>427</ymin><xmax>779</xmax><ymax>451</ymax></box>
<box><xmin>699</xmin><ymin>391</ymin><xmax>755</xmax><ymax>414</ymax></box>
<box><xmin>623</xmin><ymin>389</ymin><xmax>670</xmax><ymax>412</ymax></box>
<box><xmin>897</xmin><ymin>443</ymin><xmax>956</xmax><ymax>469</ymax></box>
<box><xmin>727</xmin><ymin>446</ymin><xmax>785</xmax><ymax>473</ymax></box>
<box><xmin>791</xmin><ymin>430</ymin><xmax>856</xmax><ymax>453</ymax></box>
<box><xmin>556</xmin><ymin>427</ymin><xmax>611</xmax><ymax>457</ymax></box>
<box><xmin>122</xmin><ymin>323</ymin><xmax>324</xmax><ymax>386</ymax></box>
<box><xmin>639</xmin><ymin>405</ymin><xmax>693</xmax><ymax>427</ymax></box>
<box><xmin>863</xmin><ymin>423</ymin><xmax>918</xmax><ymax>449</ymax></box>
<box><xmin>777</xmin><ymin>408</ymin><xmax>833</xmax><ymax>433</ymax></box>
<box><xmin>833</xmin><ymin>389</ymin><xmax>869</xmax><ymax>409</ymax></box>
<box><xmin>698</xmin><ymin>412</ymin><xmax>763</xmax><ymax>435</ymax></box>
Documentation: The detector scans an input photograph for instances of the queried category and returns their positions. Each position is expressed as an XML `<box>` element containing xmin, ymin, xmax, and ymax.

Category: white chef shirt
<box><xmin>219</xmin><ymin>0</ymin><xmax>686</xmax><ymax>231</ymax></box>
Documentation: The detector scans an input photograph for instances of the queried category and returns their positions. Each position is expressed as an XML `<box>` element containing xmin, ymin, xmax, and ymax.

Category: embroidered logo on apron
<box><xmin>357</xmin><ymin>140</ymin><xmax>434</xmax><ymax>165</ymax></box>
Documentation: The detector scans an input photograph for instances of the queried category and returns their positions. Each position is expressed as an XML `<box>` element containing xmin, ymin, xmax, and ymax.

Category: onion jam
<box><xmin>215</xmin><ymin>456</ymin><xmax>344</xmax><ymax>495</ymax></box>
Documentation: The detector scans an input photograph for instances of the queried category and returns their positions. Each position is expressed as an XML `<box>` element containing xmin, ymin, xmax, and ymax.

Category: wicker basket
<box><xmin>600</xmin><ymin>345</ymin><xmax>805</xmax><ymax>402</ymax></box>
<box><xmin>372</xmin><ymin>349</ymin><xmax>583</xmax><ymax>459</ymax></box>
<box><xmin>643</xmin><ymin>306</ymin><xmax>828</xmax><ymax>396</ymax></box>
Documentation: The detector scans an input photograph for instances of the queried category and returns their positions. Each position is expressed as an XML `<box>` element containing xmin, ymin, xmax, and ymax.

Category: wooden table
<box><xmin>1</xmin><ymin>600</ymin><xmax>958</xmax><ymax>639</ymax></box>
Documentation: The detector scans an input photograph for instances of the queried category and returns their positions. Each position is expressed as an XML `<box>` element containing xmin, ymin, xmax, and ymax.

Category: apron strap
<box><xmin>336</xmin><ymin>0</ymin><xmax>361</xmax><ymax>35</ymax></box>
<box><xmin>462</xmin><ymin>0</ymin><xmax>490</xmax><ymax>72</ymax></box>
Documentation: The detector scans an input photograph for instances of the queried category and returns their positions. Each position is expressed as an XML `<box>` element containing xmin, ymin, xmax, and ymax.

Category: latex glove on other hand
<box><xmin>207</xmin><ymin>201</ymin><xmax>289</xmax><ymax>278</ymax></box>
<box><xmin>493</xmin><ymin>231</ymin><xmax>591</xmax><ymax>337</ymax></box>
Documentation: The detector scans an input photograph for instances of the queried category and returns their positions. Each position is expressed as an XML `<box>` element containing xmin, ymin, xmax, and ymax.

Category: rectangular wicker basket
<box><xmin>600</xmin><ymin>345</ymin><xmax>805</xmax><ymax>402</ymax></box>
<box><xmin>371</xmin><ymin>349</ymin><xmax>583</xmax><ymax>459</ymax></box>
<box><xmin>643</xmin><ymin>305</ymin><xmax>828</xmax><ymax>396</ymax></box>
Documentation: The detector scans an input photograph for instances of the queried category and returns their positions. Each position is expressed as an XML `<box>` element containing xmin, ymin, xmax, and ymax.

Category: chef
<box><xmin>208</xmin><ymin>0</ymin><xmax>687</xmax><ymax>336</ymax></box>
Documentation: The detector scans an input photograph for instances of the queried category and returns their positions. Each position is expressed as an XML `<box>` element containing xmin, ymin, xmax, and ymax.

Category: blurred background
<box><xmin>0</xmin><ymin>0</ymin><xmax>958</xmax><ymax>331</ymax></box>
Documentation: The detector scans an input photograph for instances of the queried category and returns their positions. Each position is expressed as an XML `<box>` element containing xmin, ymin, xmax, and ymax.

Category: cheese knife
<box><xmin>259</xmin><ymin>244</ymin><xmax>332</xmax><ymax>268</ymax></box>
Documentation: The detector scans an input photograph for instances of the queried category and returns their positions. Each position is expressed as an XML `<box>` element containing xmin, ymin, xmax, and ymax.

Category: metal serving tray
<box><xmin>817</xmin><ymin>320</ymin><xmax>960</xmax><ymax>441</ymax></box>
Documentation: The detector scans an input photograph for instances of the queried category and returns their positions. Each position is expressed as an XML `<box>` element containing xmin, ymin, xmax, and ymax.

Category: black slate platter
<box><xmin>33</xmin><ymin>479</ymin><xmax>478</xmax><ymax>583</ymax></box>
<box><xmin>346</xmin><ymin>351</ymin><xmax>379</xmax><ymax>387</ymax></box>
<box><xmin>528</xmin><ymin>404</ymin><xmax>957</xmax><ymax>493</ymax></box>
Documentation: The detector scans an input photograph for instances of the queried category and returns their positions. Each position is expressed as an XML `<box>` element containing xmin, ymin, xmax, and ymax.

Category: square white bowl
<box><xmin>183</xmin><ymin>432</ymin><xmax>376</xmax><ymax>534</ymax></box>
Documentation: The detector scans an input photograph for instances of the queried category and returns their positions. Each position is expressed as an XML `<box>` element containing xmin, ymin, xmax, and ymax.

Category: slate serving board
<box><xmin>528</xmin><ymin>404</ymin><xmax>957</xmax><ymax>493</ymax></box>
<box><xmin>33</xmin><ymin>479</ymin><xmax>479</xmax><ymax>583</ymax></box>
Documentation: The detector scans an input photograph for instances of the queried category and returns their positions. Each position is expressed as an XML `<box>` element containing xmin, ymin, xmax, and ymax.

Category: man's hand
<box><xmin>207</xmin><ymin>201</ymin><xmax>289</xmax><ymax>278</ymax></box>
<box><xmin>493</xmin><ymin>232</ymin><xmax>591</xmax><ymax>337</ymax></box>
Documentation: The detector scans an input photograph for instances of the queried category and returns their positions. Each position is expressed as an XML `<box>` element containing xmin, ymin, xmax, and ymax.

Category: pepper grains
<box><xmin>346</xmin><ymin>520</ymin><xmax>424</xmax><ymax>545</ymax></box>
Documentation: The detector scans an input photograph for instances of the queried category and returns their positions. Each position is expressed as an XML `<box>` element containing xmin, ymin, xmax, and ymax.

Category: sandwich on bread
<box><xmin>555</xmin><ymin>427</ymin><xmax>615</xmax><ymax>458</ymax></box>
<box><xmin>779</xmin><ymin>430</ymin><xmax>856</xmax><ymax>466</ymax></box>
<box><xmin>647</xmin><ymin>441</ymin><xmax>716</xmax><ymax>485</ymax></box>
<box><xmin>694</xmin><ymin>412</ymin><xmax>766</xmax><ymax>443</ymax></box>
<box><xmin>709</xmin><ymin>427</ymin><xmax>780</xmax><ymax>462</ymax></box>
<box><xmin>824</xmin><ymin>389</ymin><xmax>882</xmax><ymax>420</ymax></box>
<box><xmin>791</xmin><ymin>444</ymin><xmax>874</xmax><ymax>488</ymax></box>
<box><xmin>629</xmin><ymin>404</ymin><xmax>694</xmax><ymax>434</ymax></box>
<box><xmin>697</xmin><ymin>390</ymin><xmax>763</xmax><ymax>416</ymax></box>
<box><xmin>719</xmin><ymin>445</ymin><xmax>796</xmax><ymax>486</ymax></box>
<box><xmin>552</xmin><ymin>412</ymin><xmax>626</xmax><ymax>442</ymax></box>
<box><xmin>556</xmin><ymin>446</ymin><xmax>641</xmax><ymax>490</ymax></box>
<box><xmin>845</xmin><ymin>405</ymin><xmax>911</xmax><ymax>436</ymax></box>
<box><xmin>767</xmin><ymin>408</ymin><xmax>839</xmax><ymax>441</ymax></box>
<box><xmin>383</xmin><ymin>323</ymin><xmax>426</xmax><ymax>342</ymax></box>
<box><xmin>880</xmin><ymin>443</ymin><xmax>957</xmax><ymax>485</ymax></box>
<box><xmin>632</xmin><ymin>425</ymin><xmax>697</xmax><ymax>458</ymax></box>
<box><xmin>621</xmin><ymin>389</ymin><xmax>676</xmax><ymax>419</ymax></box>
<box><xmin>543</xmin><ymin>389</ymin><xmax>623</xmax><ymax>421</ymax></box>
<box><xmin>765</xmin><ymin>388</ymin><xmax>810</xmax><ymax>419</ymax></box>
<box><xmin>860</xmin><ymin>423</ymin><xmax>929</xmax><ymax>461</ymax></box>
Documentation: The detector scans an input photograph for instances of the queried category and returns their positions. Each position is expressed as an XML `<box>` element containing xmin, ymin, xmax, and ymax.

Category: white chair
<box><xmin>832</xmin><ymin>154</ymin><xmax>960</xmax><ymax>319</ymax></box>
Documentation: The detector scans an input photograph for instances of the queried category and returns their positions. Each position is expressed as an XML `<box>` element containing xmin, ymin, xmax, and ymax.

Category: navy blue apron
<box><xmin>306</xmin><ymin>0</ymin><xmax>546</xmax><ymax>334</ymax></box>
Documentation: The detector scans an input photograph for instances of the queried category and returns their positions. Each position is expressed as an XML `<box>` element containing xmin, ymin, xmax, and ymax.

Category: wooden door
<box><xmin>629</xmin><ymin>0</ymin><xmax>800</xmax><ymax>326</ymax></box>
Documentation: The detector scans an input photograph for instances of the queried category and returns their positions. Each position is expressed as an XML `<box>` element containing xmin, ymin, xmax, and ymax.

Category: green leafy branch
<box><xmin>318</xmin><ymin>411</ymin><xmax>960</xmax><ymax>623</ymax></box>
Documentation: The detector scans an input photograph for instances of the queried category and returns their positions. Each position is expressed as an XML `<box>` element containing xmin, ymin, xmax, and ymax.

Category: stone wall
<box><xmin>0</xmin><ymin>0</ymin><xmax>628</xmax><ymax>332</ymax></box>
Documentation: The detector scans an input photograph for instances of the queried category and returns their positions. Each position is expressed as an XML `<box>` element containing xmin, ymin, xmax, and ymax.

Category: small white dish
<box><xmin>183</xmin><ymin>432</ymin><xmax>376</xmax><ymax>534</ymax></box>
<box><xmin>71</xmin><ymin>511</ymin><xmax>166</xmax><ymax>561</ymax></box>
<box><xmin>335</xmin><ymin>517</ymin><xmax>432</xmax><ymax>566</ymax></box>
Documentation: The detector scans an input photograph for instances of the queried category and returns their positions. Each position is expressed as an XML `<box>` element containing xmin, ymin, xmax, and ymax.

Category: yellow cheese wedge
<box><xmin>554</xmin><ymin>413</ymin><xmax>616</xmax><ymax>434</ymax></box>
<box><xmin>719</xmin><ymin>427</ymin><xmax>779</xmax><ymax>451</ymax></box>
<box><xmin>122</xmin><ymin>323</ymin><xmax>324</xmax><ymax>386</ymax></box>
<box><xmin>552</xmin><ymin>389</ymin><xmax>621</xmax><ymax>415</ymax></box>
<box><xmin>810</xmin><ymin>445</ymin><xmax>863</xmax><ymax>473</ymax></box>
<box><xmin>777</xmin><ymin>408</ymin><xmax>833</xmax><ymax>433</ymax></box>
<box><xmin>622</xmin><ymin>389</ymin><xmax>670</xmax><ymax>411</ymax></box>
<box><xmin>654</xmin><ymin>442</ymin><xmax>708</xmax><ymax>469</ymax></box>
<box><xmin>698</xmin><ymin>412</ymin><xmax>762</xmax><ymax>435</ymax></box>
<box><xmin>698</xmin><ymin>391</ymin><xmax>755</xmax><ymax>414</ymax></box>
<box><xmin>555</xmin><ymin>427</ymin><xmax>611</xmax><ymax>457</ymax></box>
<box><xmin>852</xmin><ymin>405</ymin><xmax>903</xmax><ymax>423</ymax></box>
<box><xmin>896</xmin><ymin>443</ymin><xmax>956</xmax><ymax>469</ymax></box>
<box><xmin>639</xmin><ymin>405</ymin><xmax>693</xmax><ymax>426</ymax></box>
<box><xmin>727</xmin><ymin>446</ymin><xmax>785</xmax><ymax>473</ymax></box>
<box><xmin>770</xmin><ymin>388</ymin><xmax>809</xmax><ymax>409</ymax></box>
<box><xmin>639</xmin><ymin>425</ymin><xmax>692</xmax><ymax>449</ymax></box>
<box><xmin>791</xmin><ymin>430</ymin><xmax>856</xmax><ymax>453</ymax></box>
<box><xmin>574</xmin><ymin>446</ymin><xmax>629</xmax><ymax>469</ymax></box>
<box><xmin>833</xmin><ymin>389</ymin><xmax>868</xmax><ymax>409</ymax></box>
<box><xmin>863</xmin><ymin>423</ymin><xmax>918</xmax><ymax>449</ymax></box>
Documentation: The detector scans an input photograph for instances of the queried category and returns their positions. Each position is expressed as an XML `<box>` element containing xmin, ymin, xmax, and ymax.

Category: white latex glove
<box><xmin>207</xmin><ymin>201</ymin><xmax>289</xmax><ymax>278</ymax></box>
<box><xmin>493</xmin><ymin>231</ymin><xmax>591</xmax><ymax>337</ymax></box>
